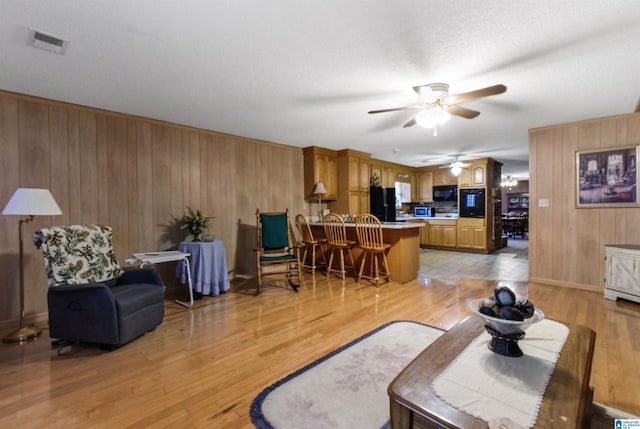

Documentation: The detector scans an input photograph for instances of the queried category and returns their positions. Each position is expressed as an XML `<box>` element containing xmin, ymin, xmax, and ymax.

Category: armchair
<box><xmin>34</xmin><ymin>224</ymin><xmax>165</xmax><ymax>349</ymax></box>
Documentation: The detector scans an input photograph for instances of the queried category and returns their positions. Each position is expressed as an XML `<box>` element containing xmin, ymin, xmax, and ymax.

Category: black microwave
<box><xmin>433</xmin><ymin>185</ymin><xmax>458</xmax><ymax>202</ymax></box>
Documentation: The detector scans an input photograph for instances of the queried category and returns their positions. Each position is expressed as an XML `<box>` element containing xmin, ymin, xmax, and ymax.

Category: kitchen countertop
<box><xmin>399</xmin><ymin>215</ymin><xmax>459</xmax><ymax>221</ymax></box>
<box><xmin>309</xmin><ymin>221</ymin><xmax>424</xmax><ymax>229</ymax></box>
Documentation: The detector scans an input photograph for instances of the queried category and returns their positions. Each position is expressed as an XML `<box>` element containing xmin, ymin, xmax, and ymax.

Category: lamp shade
<box><xmin>312</xmin><ymin>182</ymin><xmax>328</xmax><ymax>196</ymax></box>
<box><xmin>2</xmin><ymin>188</ymin><xmax>62</xmax><ymax>216</ymax></box>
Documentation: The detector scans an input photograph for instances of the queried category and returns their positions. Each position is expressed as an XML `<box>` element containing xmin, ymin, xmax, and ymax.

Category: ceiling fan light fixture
<box><xmin>415</xmin><ymin>105</ymin><xmax>451</xmax><ymax>128</ymax></box>
<box><xmin>450</xmin><ymin>161</ymin><xmax>463</xmax><ymax>176</ymax></box>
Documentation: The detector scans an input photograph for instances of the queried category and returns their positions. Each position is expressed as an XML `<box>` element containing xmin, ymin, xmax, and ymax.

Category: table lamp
<box><xmin>2</xmin><ymin>188</ymin><xmax>62</xmax><ymax>343</ymax></box>
<box><xmin>312</xmin><ymin>182</ymin><xmax>328</xmax><ymax>221</ymax></box>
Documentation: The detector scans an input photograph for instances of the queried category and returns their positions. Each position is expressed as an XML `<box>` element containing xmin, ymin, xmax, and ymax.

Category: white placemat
<box><xmin>432</xmin><ymin>319</ymin><xmax>569</xmax><ymax>429</ymax></box>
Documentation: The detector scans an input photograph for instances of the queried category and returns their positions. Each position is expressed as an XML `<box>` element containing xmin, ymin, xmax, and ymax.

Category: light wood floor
<box><xmin>1</xmin><ymin>270</ymin><xmax>639</xmax><ymax>428</ymax></box>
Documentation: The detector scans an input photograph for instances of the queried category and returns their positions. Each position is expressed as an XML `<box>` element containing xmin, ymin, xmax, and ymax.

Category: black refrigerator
<box><xmin>370</xmin><ymin>186</ymin><xmax>396</xmax><ymax>222</ymax></box>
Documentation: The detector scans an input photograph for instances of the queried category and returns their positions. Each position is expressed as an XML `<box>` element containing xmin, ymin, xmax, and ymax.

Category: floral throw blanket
<box><xmin>34</xmin><ymin>224</ymin><xmax>124</xmax><ymax>286</ymax></box>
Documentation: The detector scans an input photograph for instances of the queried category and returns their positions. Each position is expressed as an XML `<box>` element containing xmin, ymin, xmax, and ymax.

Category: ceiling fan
<box><xmin>368</xmin><ymin>83</ymin><xmax>507</xmax><ymax>135</ymax></box>
<box><xmin>420</xmin><ymin>154</ymin><xmax>473</xmax><ymax>176</ymax></box>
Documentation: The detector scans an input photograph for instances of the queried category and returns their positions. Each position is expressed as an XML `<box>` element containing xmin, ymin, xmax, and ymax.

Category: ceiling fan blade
<box><xmin>402</xmin><ymin>118</ymin><xmax>417</xmax><ymax>128</ymax></box>
<box><xmin>451</xmin><ymin>84</ymin><xmax>507</xmax><ymax>104</ymax></box>
<box><xmin>368</xmin><ymin>105</ymin><xmax>421</xmax><ymax>114</ymax></box>
<box><xmin>446</xmin><ymin>105</ymin><xmax>481</xmax><ymax>119</ymax></box>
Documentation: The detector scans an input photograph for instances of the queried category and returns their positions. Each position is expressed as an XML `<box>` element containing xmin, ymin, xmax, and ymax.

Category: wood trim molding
<box><xmin>529</xmin><ymin>278</ymin><xmax>603</xmax><ymax>293</ymax></box>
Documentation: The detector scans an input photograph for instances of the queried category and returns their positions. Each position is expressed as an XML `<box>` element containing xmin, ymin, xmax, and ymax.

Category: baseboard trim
<box><xmin>0</xmin><ymin>312</ymin><xmax>48</xmax><ymax>335</ymax></box>
<box><xmin>529</xmin><ymin>277</ymin><xmax>602</xmax><ymax>293</ymax></box>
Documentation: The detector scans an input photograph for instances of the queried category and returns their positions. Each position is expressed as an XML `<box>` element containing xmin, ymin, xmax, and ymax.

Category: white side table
<box><xmin>132</xmin><ymin>251</ymin><xmax>194</xmax><ymax>308</ymax></box>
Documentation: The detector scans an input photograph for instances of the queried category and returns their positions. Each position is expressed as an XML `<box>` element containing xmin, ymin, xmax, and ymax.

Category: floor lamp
<box><xmin>2</xmin><ymin>188</ymin><xmax>62</xmax><ymax>343</ymax></box>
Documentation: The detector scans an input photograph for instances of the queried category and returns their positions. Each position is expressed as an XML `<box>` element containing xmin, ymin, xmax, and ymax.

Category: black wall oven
<box><xmin>459</xmin><ymin>188</ymin><xmax>486</xmax><ymax>218</ymax></box>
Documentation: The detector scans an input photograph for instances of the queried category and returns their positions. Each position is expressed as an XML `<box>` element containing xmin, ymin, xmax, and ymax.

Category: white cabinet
<box><xmin>395</xmin><ymin>181</ymin><xmax>412</xmax><ymax>204</ymax></box>
<box><xmin>604</xmin><ymin>244</ymin><xmax>640</xmax><ymax>304</ymax></box>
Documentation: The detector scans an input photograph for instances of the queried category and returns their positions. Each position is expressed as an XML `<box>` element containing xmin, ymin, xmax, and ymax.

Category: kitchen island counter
<box><xmin>310</xmin><ymin>221</ymin><xmax>422</xmax><ymax>283</ymax></box>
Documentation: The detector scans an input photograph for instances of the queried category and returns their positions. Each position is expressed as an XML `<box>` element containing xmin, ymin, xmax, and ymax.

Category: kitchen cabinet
<box><xmin>371</xmin><ymin>163</ymin><xmax>382</xmax><ymax>185</ymax></box>
<box><xmin>415</xmin><ymin>157</ymin><xmax>503</xmax><ymax>253</ymax></box>
<box><xmin>442</xmin><ymin>225</ymin><xmax>457</xmax><ymax>247</ymax></box>
<box><xmin>373</xmin><ymin>163</ymin><xmax>409</xmax><ymax>188</ymax></box>
<box><xmin>604</xmin><ymin>244</ymin><xmax>640</xmax><ymax>304</ymax></box>
<box><xmin>459</xmin><ymin>164</ymin><xmax>486</xmax><ymax>187</ymax></box>
<box><xmin>381</xmin><ymin>166</ymin><xmax>391</xmax><ymax>187</ymax></box>
<box><xmin>458</xmin><ymin>222</ymin><xmax>487</xmax><ymax>250</ymax></box>
<box><xmin>337</xmin><ymin>188</ymin><xmax>369</xmax><ymax>215</ymax></box>
<box><xmin>428</xmin><ymin>220</ymin><xmax>457</xmax><ymax>247</ymax></box>
<box><xmin>420</xmin><ymin>223</ymin><xmax>429</xmax><ymax>245</ymax></box>
<box><xmin>433</xmin><ymin>169</ymin><xmax>457</xmax><ymax>186</ymax></box>
<box><xmin>346</xmin><ymin>190</ymin><xmax>369</xmax><ymax>215</ymax></box>
<box><xmin>303</xmin><ymin>146</ymin><xmax>338</xmax><ymax>200</ymax></box>
<box><xmin>360</xmin><ymin>159</ymin><xmax>371</xmax><ymax>190</ymax></box>
<box><xmin>342</xmin><ymin>151</ymin><xmax>370</xmax><ymax>191</ymax></box>
<box><xmin>415</xmin><ymin>171</ymin><xmax>434</xmax><ymax>202</ymax></box>
<box><xmin>335</xmin><ymin>149</ymin><xmax>372</xmax><ymax>214</ymax></box>
<box><xmin>428</xmin><ymin>224</ymin><xmax>442</xmax><ymax>246</ymax></box>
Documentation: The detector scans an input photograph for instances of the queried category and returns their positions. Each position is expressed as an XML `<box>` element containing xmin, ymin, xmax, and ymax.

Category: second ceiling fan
<box><xmin>368</xmin><ymin>83</ymin><xmax>507</xmax><ymax>134</ymax></box>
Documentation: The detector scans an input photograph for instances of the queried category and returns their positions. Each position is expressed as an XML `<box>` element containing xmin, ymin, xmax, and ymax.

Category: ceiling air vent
<box><xmin>30</xmin><ymin>29</ymin><xmax>68</xmax><ymax>55</ymax></box>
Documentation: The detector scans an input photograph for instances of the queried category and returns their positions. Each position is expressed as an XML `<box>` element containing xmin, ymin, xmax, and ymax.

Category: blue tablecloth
<box><xmin>177</xmin><ymin>241</ymin><xmax>230</xmax><ymax>296</ymax></box>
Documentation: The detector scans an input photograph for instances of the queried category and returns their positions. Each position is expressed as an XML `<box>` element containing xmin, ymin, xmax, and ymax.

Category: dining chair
<box><xmin>355</xmin><ymin>214</ymin><xmax>391</xmax><ymax>286</ymax></box>
<box><xmin>295</xmin><ymin>214</ymin><xmax>327</xmax><ymax>275</ymax></box>
<box><xmin>322</xmin><ymin>213</ymin><xmax>356</xmax><ymax>280</ymax></box>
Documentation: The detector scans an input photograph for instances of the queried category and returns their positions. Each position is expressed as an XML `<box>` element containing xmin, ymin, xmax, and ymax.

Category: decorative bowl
<box><xmin>468</xmin><ymin>298</ymin><xmax>544</xmax><ymax>357</ymax></box>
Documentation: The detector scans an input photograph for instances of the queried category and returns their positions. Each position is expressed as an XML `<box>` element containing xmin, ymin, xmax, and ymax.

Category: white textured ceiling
<box><xmin>2</xmin><ymin>1</ymin><xmax>640</xmax><ymax>179</ymax></box>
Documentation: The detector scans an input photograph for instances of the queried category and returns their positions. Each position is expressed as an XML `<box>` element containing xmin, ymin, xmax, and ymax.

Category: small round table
<box><xmin>177</xmin><ymin>240</ymin><xmax>230</xmax><ymax>296</ymax></box>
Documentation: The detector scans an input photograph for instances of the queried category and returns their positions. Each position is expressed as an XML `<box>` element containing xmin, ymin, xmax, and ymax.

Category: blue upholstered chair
<box><xmin>34</xmin><ymin>225</ymin><xmax>165</xmax><ymax>349</ymax></box>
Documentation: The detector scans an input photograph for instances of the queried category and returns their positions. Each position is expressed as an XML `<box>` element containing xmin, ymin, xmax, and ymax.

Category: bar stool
<box><xmin>295</xmin><ymin>214</ymin><xmax>326</xmax><ymax>275</ymax></box>
<box><xmin>355</xmin><ymin>214</ymin><xmax>391</xmax><ymax>286</ymax></box>
<box><xmin>323</xmin><ymin>213</ymin><xmax>357</xmax><ymax>280</ymax></box>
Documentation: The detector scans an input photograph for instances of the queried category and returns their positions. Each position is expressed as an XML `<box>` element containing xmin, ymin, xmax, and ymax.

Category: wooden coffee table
<box><xmin>388</xmin><ymin>316</ymin><xmax>595</xmax><ymax>429</ymax></box>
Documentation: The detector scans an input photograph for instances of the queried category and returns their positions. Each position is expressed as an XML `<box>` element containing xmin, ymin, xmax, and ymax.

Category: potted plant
<box><xmin>180</xmin><ymin>207</ymin><xmax>213</xmax><ymax>241</ymax></box>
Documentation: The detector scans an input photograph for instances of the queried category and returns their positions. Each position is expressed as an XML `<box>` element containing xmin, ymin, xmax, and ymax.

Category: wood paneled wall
<box><xmin>0</xmin><ymin>91</ymin><xmax>305</xmax><ymax>325</ymax></box>
<box><xmin>529</xmin><ymin>113</ymin><xmax>640</xmax><ymax>291</ymax></box>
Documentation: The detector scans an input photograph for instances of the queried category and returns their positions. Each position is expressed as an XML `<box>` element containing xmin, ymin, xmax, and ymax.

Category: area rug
<box><xmin>250</xmin><ymin>320</ymin><xmax>640</xmax><ymax>429</ymax></box>
<box><xmin>250</xmin><ymin>320</ymin><xmax>445</xmax><ymax>429</ymax></box>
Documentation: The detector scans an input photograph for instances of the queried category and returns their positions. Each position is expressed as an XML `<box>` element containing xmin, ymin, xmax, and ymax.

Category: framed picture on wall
<box><xmin>576</xmin><ymin>145</ymin><xmax>639</xmax><ymax>207</ymax></box>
